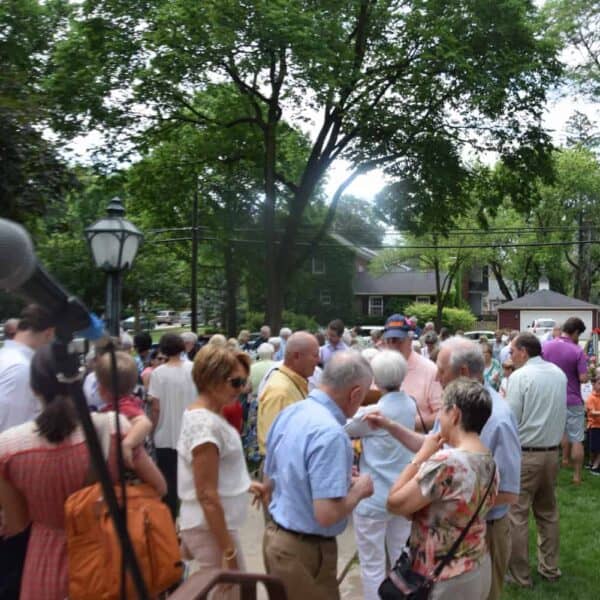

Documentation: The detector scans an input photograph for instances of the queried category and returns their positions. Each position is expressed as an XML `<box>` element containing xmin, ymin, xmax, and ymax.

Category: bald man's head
<box><xmin>284</xmin><ymin>332</ymin><xmax>320</xmax><ymax>379</ymax></box>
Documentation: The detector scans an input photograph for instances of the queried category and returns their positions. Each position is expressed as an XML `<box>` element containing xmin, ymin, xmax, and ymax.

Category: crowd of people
<box><xmin>0</xmin><ymin>305</ymin><xmax>597</xmax><ymax>599</ymax></box>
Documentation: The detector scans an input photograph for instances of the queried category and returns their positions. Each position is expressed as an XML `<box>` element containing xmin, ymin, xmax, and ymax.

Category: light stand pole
<box><xmin>85</xmin><ymin>197</ymin><xmax>143</xmax><ymax>337</ymax></box>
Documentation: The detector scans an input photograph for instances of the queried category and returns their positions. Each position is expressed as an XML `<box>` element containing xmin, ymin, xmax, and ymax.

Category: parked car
<box><xmin>121</xmin><ymin>316</ymin><xmax>156</xmax><ymax>332</ymax></box>
<box><xmin>527</xmin><ymin>318</ymin><xmax>557</xmax><ymax>339</ymax></box>
<box><xmin>463</xmin><ymin>330</ymin><xmax>495</xmax><ymax>341</ymax></box>
<box><xmin>155</xmin><ymin>310</ymin><xmax>180</xmax><ymax>326</ymax></box>
<box><xmin>179</xmin><ymin>311</ymin><xmax>204</xmax><ymax>326</ymax></box>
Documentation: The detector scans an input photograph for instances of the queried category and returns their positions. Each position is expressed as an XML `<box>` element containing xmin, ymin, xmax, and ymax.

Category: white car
<box><xmin>527</xmin><ymin>319</ymin><xmax>557</xmax><ymax>339</ymax></box>
<box><xmin>155</xmin><ymin>310</ymin><xmax>179</xmax><ymax>325</ymax></box>
<box><xmin>463</xmin><ymin>330</ymin><xmax>495</xmax><ymax>341</ymax></box>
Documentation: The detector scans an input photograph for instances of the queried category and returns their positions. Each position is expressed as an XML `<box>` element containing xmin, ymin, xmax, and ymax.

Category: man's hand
<box><xmin>363</xmin><ymin>410</ymin><xmax>390</xmax><ymax>431</ymax></box>
<box><xmin>352</xmin><ymin>473</ymin><xmax>374</xmax><ymax>500</ymax></box>
<box><xmin>249</xmin><ymin>481</ymin><xmax>271</xmax><ymax>509</ymax></box>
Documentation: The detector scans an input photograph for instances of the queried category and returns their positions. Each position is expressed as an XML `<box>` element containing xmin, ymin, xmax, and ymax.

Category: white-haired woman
<box><xmin>344</xmin><ymin>350</ymin><xmax>416</xmax><ymax>600</ymax></box>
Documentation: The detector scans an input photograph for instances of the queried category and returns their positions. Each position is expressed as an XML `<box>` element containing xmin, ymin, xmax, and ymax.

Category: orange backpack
<box><xmin>65</xmin><ymin>416</ymin><xmax>183</xmax><ymax>599</ymax></box>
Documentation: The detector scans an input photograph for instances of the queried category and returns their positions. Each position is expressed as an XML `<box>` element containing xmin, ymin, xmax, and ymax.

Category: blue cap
<box><xmin>383</xmin><ymin>314</ymin><xmax>413</xmax><ymax>340</ymax></box>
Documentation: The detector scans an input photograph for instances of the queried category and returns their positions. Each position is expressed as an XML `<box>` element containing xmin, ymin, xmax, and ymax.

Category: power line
<box><xmin>151</xmin><ymin>236</ymin><xmax>600</xmax><ymax>251</ymax></box>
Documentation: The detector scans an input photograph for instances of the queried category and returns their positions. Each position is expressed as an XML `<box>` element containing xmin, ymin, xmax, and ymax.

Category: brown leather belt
<box><xmin>521</xmin><ymin>445</ymin><xmax>559</xmax><ymax>452</ymax></box>
<box><xmin>271</xmin><ymin>520</ymin><xmax>334</xmax><ymax>542</ymax></box>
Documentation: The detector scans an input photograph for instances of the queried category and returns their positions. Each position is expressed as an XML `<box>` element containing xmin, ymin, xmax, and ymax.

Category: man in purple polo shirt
<box><xmin>542</xmin><ymin>317</ymin><xmax>589</xmax><ymax>485</ymax></box>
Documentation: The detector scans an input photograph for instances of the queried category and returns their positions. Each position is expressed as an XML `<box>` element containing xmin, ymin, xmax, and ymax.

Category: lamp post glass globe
<box><xmin>85</xmin><ymin>197</ymin><xmax>143</xmax><ymax>336</ymax></box>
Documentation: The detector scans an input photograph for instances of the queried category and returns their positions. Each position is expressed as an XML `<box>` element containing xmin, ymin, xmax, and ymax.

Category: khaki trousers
<box><xmin>508</xmin><ymin>450</ymin><xmax>561</xmax><ymax>586</ymax></box>
<box><xmin>263</xmin><ymin>522</ymin><xmax>339</xmax><ymax>600</ymax></box>
<box><xmin>485</xmin><ymin>513</ymin><xmax>510</xmax><ymax>600</ymax></box>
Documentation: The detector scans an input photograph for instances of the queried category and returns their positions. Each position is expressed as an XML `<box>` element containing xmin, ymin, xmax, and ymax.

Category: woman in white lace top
<box><xmin>177</xmin><ymin>344</ymin><xmax>267</xmax><ymax>598</ymax></box>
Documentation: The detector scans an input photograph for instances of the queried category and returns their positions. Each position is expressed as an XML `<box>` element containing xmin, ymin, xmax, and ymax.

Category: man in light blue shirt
<box><xmin>263</xmin><ymin>352</ymin><xmax>374</xmax><ymax>600</ymax></box>
<box><xmin>319</xmin><ymin>318</ymin><xmax>349</xmax><ymax>366</ymax></box>
<box><xmin>365</xmin><ymin>337</ymin><xmax>520</xmax><ymax>600</ymax></box>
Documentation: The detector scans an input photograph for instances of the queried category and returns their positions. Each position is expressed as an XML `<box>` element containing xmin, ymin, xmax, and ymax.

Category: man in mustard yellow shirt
<box><xmin>257</xmin><ymin>332</ymin><xmax>320</xmax><ymax>456</ymax></box>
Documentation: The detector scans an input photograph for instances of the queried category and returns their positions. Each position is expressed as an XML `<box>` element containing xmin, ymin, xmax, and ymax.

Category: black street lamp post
<box><xmin>85</xmin><ymin>197</ymin><xmax>143</xmax><ymax>336</ymax></box>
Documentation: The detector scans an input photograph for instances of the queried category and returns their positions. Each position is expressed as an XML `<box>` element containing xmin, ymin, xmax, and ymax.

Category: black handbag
<box><xmin>378</xmin><ymin>464</ymin><xmax>496</xmax><ymax>600</ymax></box>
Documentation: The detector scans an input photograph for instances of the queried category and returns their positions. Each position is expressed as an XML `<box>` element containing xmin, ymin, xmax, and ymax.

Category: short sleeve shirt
<box><xmin>402</xmin><ymin>351</ymin><xmax>442</xmax><ymax>423</ymax></box>
<box><xmin>265</xmin><ymin>390</ymin><xmax>352</xmax><ymax>537</ymax></box>
<box><xmin>100</xmin><ymin>395</ymin><xmax>144</xmax><ymax>420</ymax></box>
<box><xmin>0</xmin><ymin>341</ymin><xmax>39</xmax><ymax>432</ymax></box>
<box><xmin>411</xmin><ymin>449</ymin><xmax>498</xmax><ymax>581</ymax></box>
<box><xmin>177</xmin><ymin>408</ymin><xmax>251</xmax><ymax>531</ymax></box>
<box><xmin>543</xmin><ymin>336</ymin><xmax>588</xmax><ymax>406</ymax></box>
<box><xmin>148</xmin><ymin>362</ymin><xmax>196</xmax><ymax>448</ymax></box>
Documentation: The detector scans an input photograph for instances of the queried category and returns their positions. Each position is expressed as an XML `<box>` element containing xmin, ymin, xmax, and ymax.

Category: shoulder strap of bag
<box><xmin>272</xmin><ymin>367</ymin><xmax>306</xmax><ymax>398</ymax></box>
<box><xmin>83</xmin><ymin>412</ymin><xmax>112</xmax><ymax>486</ymax></box>
<box><xmin>430</xmin><ymin>463</ymin><xmax>496</xmax><ymax>579</ymax></box>
<box><xmin>410</xmin><ymin>395</ymin><xmax>428</xmax><ymax>434</ymax></box>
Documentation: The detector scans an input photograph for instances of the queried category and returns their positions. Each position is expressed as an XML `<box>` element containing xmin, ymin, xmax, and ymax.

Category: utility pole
<box><xmin>191</xmin><ymin>187</ymin><xmax>199</xmax><ymax>333</ymax></box>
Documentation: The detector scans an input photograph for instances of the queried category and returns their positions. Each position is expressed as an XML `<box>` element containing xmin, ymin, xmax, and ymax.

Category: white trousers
<box><xmin>353</xmin><ymin>512</ymin><xmax>411</xmax><ymax>600</ymax></box>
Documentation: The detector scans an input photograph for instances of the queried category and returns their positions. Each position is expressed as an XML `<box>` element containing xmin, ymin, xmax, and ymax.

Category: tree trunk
<box><xmin>489</xmin><ymin>262</ymin><xmax>513</xmax><ymax>301</ymax></box>
<box><xmin>433</xmin><ymin>256</ymin><xmax>443</xmax><ymax>331</ymax></box>
<box><xmin>223</xmin><ymin>241</ymin><xmax>238</xmax><ymax>338</ymax></box>
<box><xmin>575</xmin><ymin>215</ymin><xmax>592</xmax><ymax>301</ymax></box>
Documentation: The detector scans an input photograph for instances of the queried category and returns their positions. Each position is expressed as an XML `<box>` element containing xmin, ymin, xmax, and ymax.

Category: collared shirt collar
<box><xmin>309</xmin><ymin>388</ymin><xmax>346</xmax><ymax>425</ymax></box>
<box><xmin>526</xmin><ymin>355</ymin><xmax>545</xmax><ymax>366</ymax></box>
<box><xmin>326</xmin><ymin>340</ymin><xmax>346</xmax><ymax>351</ymax></box>
<box><xmin>558</xmin><ymin>335</ymin><xmax>576</xmax><ymax>345</ymax></box>
<box><xmin>278</xmin><ymin>364</ymin><xmax>309</xmax><ymax>396</ymax></box>
<box><xmin>3</xmin><ymin>339</ymin><xmax>35</xmax><ymax>359</ymax></box>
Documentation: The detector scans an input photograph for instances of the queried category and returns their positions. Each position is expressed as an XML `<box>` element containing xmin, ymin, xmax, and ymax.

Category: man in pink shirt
<box><xmin>382</xmin><ymin>314</ymin><xmax>442</xmax><ymax>430</ymax></box>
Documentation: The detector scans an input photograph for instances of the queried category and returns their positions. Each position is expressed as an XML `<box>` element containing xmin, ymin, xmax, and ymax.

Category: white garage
<box><xmin>497</xmin><ymin>289</ymin><xmax>600</xmax><ymax>340</ymax></box>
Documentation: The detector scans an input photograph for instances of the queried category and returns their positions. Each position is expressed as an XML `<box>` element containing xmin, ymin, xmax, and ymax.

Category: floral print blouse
<box><xmin>410</xmin><ymin>448</ymin><xmax>498</xmax><ymax>581</ymax></box>
<box><xmin>484</xmin><ymin>358</ymin><xmax>502</xmax><ymax>391</ymax></box>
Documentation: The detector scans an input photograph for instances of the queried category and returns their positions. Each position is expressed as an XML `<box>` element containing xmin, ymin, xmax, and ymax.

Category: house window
<box><xmin>415</xmin><ymin>296</ymin><xmax>431</xmax><ymax>304</ymax></box>
<box><xmin>312</xmin><ymin>257</ymin><xmax>326</xmax><ymax>274</ymax></box>
<box><xmin>320</xmin><ymin>290</ymin><xmax>331</xmax><ymax>305</ymax></box>
<box><xmin>368</xmin><ymin>296</ymin><xmax>384</xmax><ymax>317</ymax></box>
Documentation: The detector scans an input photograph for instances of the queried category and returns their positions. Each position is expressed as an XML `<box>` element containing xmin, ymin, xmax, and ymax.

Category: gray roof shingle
<box><xmin>353</xmin><ymin>271</ymin><xmax>439</xmax><ymax>295</ymax></box>
<box><xmin>497</xmin><ymin>289</ymin><xmax>600</xmax><ymax>310</ymax></box>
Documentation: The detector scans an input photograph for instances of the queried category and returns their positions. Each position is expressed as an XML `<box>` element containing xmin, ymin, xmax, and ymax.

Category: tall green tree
<box><xmin>0</xmin><ymin>0</ymin><xmax>73</xmax><ymax>222</ymax></box>
<box><xmin>48</xmin><ymin>0</ymin><xmax>560</xmax><ymax>328</ymax></box>
<box><xmin>545</xmin><ymin>0</ymin><xmax>600</xmax><ymax>99</ymax></box>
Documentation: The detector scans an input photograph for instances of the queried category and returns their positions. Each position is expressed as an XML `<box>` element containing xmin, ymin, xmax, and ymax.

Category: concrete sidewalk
<box><xmin>238</xmin><ymin>497</ymin><xmax>364</xmax><ymax>599</ymax></box>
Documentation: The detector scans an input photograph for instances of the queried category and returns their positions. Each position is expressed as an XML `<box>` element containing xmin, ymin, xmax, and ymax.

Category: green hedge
<box><xmin>403</xmin><ymin>303</ymin><xmax>476</xmax><ymax>332</ymax></box>
<box><xmin>243</xmin><ymin>310</ymin><xmax>320</xmax><ymax>333</ymax></box>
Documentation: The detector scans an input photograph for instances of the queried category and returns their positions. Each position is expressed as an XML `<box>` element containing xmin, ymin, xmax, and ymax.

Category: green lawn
<box><xmin>501</xmin><ymin>467</ymin><xmax>600</xmax><ymax>599</ymax></box>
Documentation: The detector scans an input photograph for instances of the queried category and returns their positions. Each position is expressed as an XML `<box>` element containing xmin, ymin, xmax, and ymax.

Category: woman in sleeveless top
<box><xmin>0</xmin><ymin>344</ymin><xmax>165</xmax><ymax>600</ymax></box>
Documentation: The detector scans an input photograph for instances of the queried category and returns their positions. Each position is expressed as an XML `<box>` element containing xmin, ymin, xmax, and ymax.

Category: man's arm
<box><xmin>505</xmin><ymin>374</ymin><xmax>524</xmax><ymax>424</ymax></box>
<box><xmin>313</xmin><ymin>475</ymin><xmax>373</xmax><ymax>527</ymax></box>
<box><xmin>307</xmin><ymin>431</ymin><xmax>373</xmax><ymax>528</ymax></box>
<box><xmin>363</xmin><ymin>412</ymin><xmax>425</xmax><ymax>453</ymax></box>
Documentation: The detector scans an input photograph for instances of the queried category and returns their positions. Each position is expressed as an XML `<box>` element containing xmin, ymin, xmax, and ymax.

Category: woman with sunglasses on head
<box><xmin>177</xmin><ymin>344</ymin><xmax>267</xmax><ymax>598</ymax></box>
<box><xmin>148</xmin><ymin>333</ymin><xmax>197</xmax><ymax>520</ymax></box>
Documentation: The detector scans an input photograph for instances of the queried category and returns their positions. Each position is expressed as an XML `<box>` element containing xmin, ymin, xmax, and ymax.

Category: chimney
<box><xmin>538</xmin><ymin>276</ymin><xmax>550</xmax><ymax>290</ymax></box>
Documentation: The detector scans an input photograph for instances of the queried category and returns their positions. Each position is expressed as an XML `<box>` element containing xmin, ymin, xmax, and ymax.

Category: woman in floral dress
<box><xmin>387</xmin><ymin>378</ymin><xmax>498</xmax><ymax>600</ymax></box>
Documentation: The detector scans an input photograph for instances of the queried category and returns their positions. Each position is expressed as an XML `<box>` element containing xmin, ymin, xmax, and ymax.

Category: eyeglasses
<box><xmin>228</xmin><ymin>377</ymin><xmax>248</xmax><ymax>389</ymax></box>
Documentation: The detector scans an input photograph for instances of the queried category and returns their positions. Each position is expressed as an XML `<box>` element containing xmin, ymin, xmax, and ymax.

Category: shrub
<box><xmin>242</xmin><ymin>310</ymin><xmax>320</xmax><ymax>333</ymax></box>
<box><xmin>403</xmin><ymin>303</ymin><xmax>476</xmax><ymax>332</ymax></box>
<box><xmin>281</xmin><ymin>310</ymin><xmax>319</xmax><ymax>332</ymax></box>
<box><xmin>243</xmin><ymin>311</ymin><xmax>265</xmax><ymax>332</ymax></box>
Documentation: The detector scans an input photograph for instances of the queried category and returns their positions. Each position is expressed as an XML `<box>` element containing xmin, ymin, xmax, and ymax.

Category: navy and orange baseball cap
<box><xmin>383</xmin><ymin>314</ymin><xmax>414</xmax><ymax>340</ymax></box>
